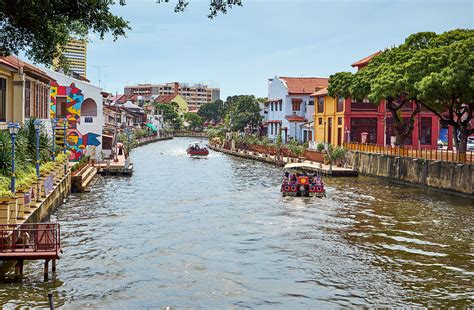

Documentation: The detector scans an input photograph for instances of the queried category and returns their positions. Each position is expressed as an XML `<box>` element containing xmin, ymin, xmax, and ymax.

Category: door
<box><xmin>327</xmin><ymin>118</ymin><xmax>332</xmax><ymax>144</ymax></box>
<box><xmin>337</xmin><ymin>128</ymin><xmax>342</xmax><ymax>145</ymax></box>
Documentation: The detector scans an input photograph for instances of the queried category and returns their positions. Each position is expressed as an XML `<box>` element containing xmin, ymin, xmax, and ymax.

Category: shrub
<box><xmin>316</xmin><ymin>142</ymin><xmax>324</xmax><ymax>152</ymax></box>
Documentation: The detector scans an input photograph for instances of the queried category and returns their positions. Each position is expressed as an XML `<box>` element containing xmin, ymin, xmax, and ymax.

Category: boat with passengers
<box><xmin>186</xmin><ymin>142</ymin><xmax>209</xmax><ymax>156</ymax></box>
<box><xmin>281</xmin><ymin>163</ymin><xmax>325</xmax><ymax>197</ymax></box>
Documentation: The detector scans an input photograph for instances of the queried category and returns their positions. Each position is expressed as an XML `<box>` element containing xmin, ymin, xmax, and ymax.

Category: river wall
<box><xmin>136</xmin><ymin>135</ymin><xmax>173</xmax><ymax>147</ymax></box>
<box><xmin>347</xmin><ymin>151</ymin><xmax>473</xmax><ymax>196</ymax></box>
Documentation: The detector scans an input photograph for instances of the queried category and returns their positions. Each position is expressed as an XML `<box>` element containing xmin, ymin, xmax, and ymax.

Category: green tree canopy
<box><xmin>0</xmin><ymin>0</ymin><xmax>243</xmax><ymax>67</ymax></box>
<box><xmin>328</xmin><ymin>29</ymin><xmax>474</xmax><ymax>149</ymax></box>
<box><xmin>184</xmin><ymin>112</ymin><xmax>203</xmax><ymax>130</ymax></box>
<box><xmin>225</xmin><ymin>95</ymin><xmax>262</xmax><ymax>132</ymax></box>
<box><xmin>198</xmin><ymin>99</ymin><xmax>225</xmax><ymax>122</ymax></box>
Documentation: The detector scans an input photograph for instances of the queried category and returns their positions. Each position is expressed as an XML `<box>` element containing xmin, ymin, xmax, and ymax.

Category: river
<box><xmin>0</xmin><ymin>137</ymin><xmax>472</xmax><ymax>308</ymax></box>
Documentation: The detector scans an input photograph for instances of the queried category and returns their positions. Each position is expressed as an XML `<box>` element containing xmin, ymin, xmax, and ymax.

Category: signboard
<box><xmin>44</xmin><ymin>175</ymin><xmax>54</xmax><ymax>196</ymax></box>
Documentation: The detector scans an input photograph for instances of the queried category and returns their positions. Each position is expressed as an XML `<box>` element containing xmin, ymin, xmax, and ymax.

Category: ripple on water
<box><xmin>1</xmin><ymin>138</ymin><xmax>472</xmax><ymax>309</ymax></box>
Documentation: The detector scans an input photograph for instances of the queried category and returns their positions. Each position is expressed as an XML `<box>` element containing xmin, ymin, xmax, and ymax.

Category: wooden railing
<box><xmin>344</xmin><ymin>142</ymin><xmax>473</xmax><ymax>163</ymax></box>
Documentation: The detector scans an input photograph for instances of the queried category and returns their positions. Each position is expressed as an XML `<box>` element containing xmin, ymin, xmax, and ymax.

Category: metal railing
<box><xmin>344</xmin><ymin>142</ymin><xmax>473</xmax><ymax>163</ymax></box>
<box><xmin>0</xmin><ymin>223</ymin><xmax>61</xmax><ymax>255</ymax></box>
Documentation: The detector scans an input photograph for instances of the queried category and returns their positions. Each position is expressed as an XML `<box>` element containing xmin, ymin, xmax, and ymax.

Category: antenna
<box><xmin>93</xmin><ymin>65</ymin><xmax>107</xmax><ymax>87</ymax></box>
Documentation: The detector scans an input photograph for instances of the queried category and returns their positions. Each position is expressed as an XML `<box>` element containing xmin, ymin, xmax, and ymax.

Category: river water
<box><xmin>0</xmin><ymin>138</ymin><xmax>472</xmax><ymax>308</ymax></box>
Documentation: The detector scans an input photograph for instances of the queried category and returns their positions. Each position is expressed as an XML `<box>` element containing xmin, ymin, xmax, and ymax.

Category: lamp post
<box><xmin>51</xmin><ymin>118</ymin><xmax>58</xmax><ymax>161</ymax></box>
<box><xmin>63</xmin><ymin>118</ymin><xmax>67</xmax><ymax>154</ymax></box>
<box><xmin>7</xmin><ymin>122</ymin><xmax>20</xmax><ymax>193</ymax></box>
<box><xmin>33</xmin><ymin>119</ymin><xmax>42</xmax><ymax>178</ymax></box>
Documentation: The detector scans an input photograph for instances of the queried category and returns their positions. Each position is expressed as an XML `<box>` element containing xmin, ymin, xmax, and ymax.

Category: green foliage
<box><xmin>184</xmin><ymin>113</ymin><xmax>203</xmax><ymax>130</ymax></box>
<box><xmin>316</xmin><ymin>143</ymin><xmax>325</xmax><ymax>152</ymax></box>
<box><xmin>198</xmin><ymin>100</ymin><xmax>225</xmax><ymax>122</ymax></box>
<box><xmin>207</xmin><ymin>127</ymin><xmax>226</xmax><ymax>140</ymax></box>
<box><xmin>225</xmin><ymin>95</ymin><xmax>263</xmax><ymax>132</ymax></box>
<box><xmin>286</xmin><ymin>139</ymin><xmax>304</xmax><ymax>157</ymax></box>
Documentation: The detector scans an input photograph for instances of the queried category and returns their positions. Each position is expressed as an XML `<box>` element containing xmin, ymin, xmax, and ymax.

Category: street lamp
<box><xmin>7</xmin><ymin>122</ymin><xmax>20</xmax><ymax>193</ymax></box>
<box><xmin>63</xmin><ymin>118</ymin><xmax>67</xmax><ymax>154</ymax></box>
<box><xmin>51</xmin><ymin>118</ymin><xmax>58</xmax><ymax>161</ymax></box>
<box><xmin>33</xmin><ymin>119</ymin><xmax>42</xmax><ymax>178</ymax></box>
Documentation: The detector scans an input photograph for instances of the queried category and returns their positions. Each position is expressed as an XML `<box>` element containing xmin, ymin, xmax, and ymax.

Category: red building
<box><xmin>344</xmin><ymin>52</ymin><xmax>441</xmax><ymax>149</ymax></box>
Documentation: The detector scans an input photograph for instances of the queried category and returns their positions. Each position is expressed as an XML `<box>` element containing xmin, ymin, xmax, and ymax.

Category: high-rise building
<box><xmin>54</xmin><ymin>39</ymin><xmax>87</xmax><ymax>78</ymax></box>
<box><xmin>124</xmin><ymin>82</ymin><xmax>220</xmax><ymax>107</ymax></box>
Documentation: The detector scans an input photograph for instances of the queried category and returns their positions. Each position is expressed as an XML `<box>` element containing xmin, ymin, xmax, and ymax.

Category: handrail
<box><xmin>0</xmin><ymin>223</ymin><xmax>61</xmax><ymax>254</ymax></box>
<box><xmin>343</xmin><ymin>142</ymin><xmax>473</xmax><ymax>163</ymax></box>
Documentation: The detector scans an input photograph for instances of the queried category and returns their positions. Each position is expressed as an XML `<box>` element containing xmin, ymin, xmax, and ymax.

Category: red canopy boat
<box><xmin>187</xmin><ymin>142</ymin><xmax>209</xmax><ymax>156</ymax></box>
<box><xmin>281</xmin><ymin>163</ymin><xmax>326</xmax><ymax>197</ymax></box>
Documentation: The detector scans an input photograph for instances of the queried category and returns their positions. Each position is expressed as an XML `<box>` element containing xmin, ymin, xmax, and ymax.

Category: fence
<box><xmin>344</xmin><ymin>142</ymin><xmax>473</xmax><ymax>163</ymax></box>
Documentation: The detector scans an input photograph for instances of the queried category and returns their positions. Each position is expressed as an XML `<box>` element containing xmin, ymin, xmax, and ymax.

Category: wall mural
<box><xmin>50</xmin><ymin>82</ymin><xmax>101</xmax><ymax>161</ymax></box>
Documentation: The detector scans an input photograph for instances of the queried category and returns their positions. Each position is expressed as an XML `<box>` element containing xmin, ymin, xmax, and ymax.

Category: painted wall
<box><xmin>314</xmin><ymin>95</ymin><xmax>345</xmax><ymax>145</ymax></box>
<box><xmin>45</xmin><ymin>69</ymin><xmax>103</xmax><ymax>161</ymax></box>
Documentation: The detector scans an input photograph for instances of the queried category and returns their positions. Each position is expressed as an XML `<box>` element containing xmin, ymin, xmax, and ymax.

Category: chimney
<box><xmin>174</xmin><ymin>82</ymin><xmax>179</xmax><ymax>95</ymax></box>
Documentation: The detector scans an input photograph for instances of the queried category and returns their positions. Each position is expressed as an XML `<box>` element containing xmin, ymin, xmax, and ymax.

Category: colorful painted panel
<box><xmin>50</xmin><ymin>82</ymin><xmax>101</xmax><ymax>161</ymax></box>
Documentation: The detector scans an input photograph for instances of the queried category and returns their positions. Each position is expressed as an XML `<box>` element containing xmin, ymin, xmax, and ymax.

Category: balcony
<box><xmin>351</xmin><ymin>101</ymin><xmax>378</xmax><ymax>111</ymax></box>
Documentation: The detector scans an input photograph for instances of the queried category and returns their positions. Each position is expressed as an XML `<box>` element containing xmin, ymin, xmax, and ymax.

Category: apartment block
<box><xmin>54</xmin><ymin>39</ymin><xmax>87</xmax><ymax>78</ymax></box>
<box><xmin>124</xmin><ymin>82</ymin><xmax>220</xmax><ymax>106</ymax></box>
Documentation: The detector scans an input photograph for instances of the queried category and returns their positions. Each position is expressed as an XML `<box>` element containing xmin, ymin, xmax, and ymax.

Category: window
<box><xmin>337</xmin><ymin>97</ymin><xmax>344</xmax><ymax>112</ymax></box>
<box><xmin>56</xmin><ymin>97</ymin><xmax>67</xmax><ymax>118</ymax></box>
<box><xmin>292</xmin><ymin>101</ymin><xmax>301</xmax><ymax>111</ymax></box>
<box><xmin>279</xmin><ymin>101</ymin><xmax>282</xmax><ymax>111</ymax></box>
<box><xmin>420</xmin><ymin>117</ymin><xmax>432</xmax><ymax>145</ymax></box>
<box><xmin>338</xmin><ymin>117</ymin><xmax>343</xmax><ymax>125</ymax></box>
<box><xmin>25</xmin><ymin>80</ymin><xmax>31</xmax><ymax>117</ymax></box>
<box><xmin>318</xmin><ymin>118</ymin><xmax>322</xmax><ymax>125</ymax></box>
<box><xmin>271</xmin><ymin>102</ymin><xmax>274</xmax><ymax>111</ymax></box>
<box><xmin>82</xmin><ymin>98</ymin><xmax>97</xmax><ymax>116</ymax></box>
<box><xmin>0</xmin><ymin>77</ymin><xmax>5</xmax><ymax>122</ymax></box>
<box><xmin>317</xmin><ymin>97</ymin><xmax>324</xmax><ymax>113</ymax></box>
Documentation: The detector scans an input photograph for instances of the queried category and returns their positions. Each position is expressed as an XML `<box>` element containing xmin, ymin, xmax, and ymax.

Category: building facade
<box><xmin>124</xmin><ymin>82</ymin><xmax>219</xmax><ymax>107</ymax></box>
<box><xmin>54</xmin><ymin>39</ymin><xmax>87</xmax><ymax>78</ymax></box>
<box><xmin>265</xmin><ymin>76</ymin><xmax>328</xmax><ymax>143</ymax></box>
<box><xmin>312</xmin><ymin>87</ymin><xmax>345</xmax><ymax>146</ymax></box>
<box><xmin>154</xmin><ymin>94</ymin><xmax>189</xmax><ymax>117</ymax></box>
<box><xmin>44</xmin><ymin>68</ymin><xmax>104</xmax><ymax>161</ymax></box>
<box><xmin>0</xmin><ymin>56</ymin><xmax>52</xmax><ymax>128</ymax></box>
<box><xmin>338</xmin><ymin>52</ymin><xmax>440</xmax><ymax>149</ymax></box>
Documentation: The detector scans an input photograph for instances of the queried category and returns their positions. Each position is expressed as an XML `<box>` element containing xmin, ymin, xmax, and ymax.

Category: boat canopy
<box><xmin>284</xmin><ymin>163</ymin><xmax>319</xmax><ymax>171</ymax></box>
<box><xmin>146</xmin><ymin>123</ymin><xmax>157</xmax><ymax>131</ymax></box>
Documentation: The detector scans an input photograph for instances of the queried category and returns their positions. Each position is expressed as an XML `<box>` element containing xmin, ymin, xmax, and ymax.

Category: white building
<box><xmin>43</xmin><ymin>68</ymin><xmax>104</xmax><ymax>162</ymax></box>
<box><xmin>265</xmin><ymin>76</ymin><xmax>328</xmax><ymax>143</ymax></box>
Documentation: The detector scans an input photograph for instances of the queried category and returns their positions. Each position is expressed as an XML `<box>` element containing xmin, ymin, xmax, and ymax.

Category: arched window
<box><xmin>82</xmin><ymin>98</ymin><xmax>97</xmax><ymax>116</ymax></box>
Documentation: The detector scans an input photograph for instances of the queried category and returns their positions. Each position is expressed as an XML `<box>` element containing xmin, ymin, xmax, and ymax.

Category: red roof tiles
<box><xmin>279</xmin><ymin>77</ymin><xmax>329</xmax><ymax>95</ymax></box>
<box><xmin>285</xmin><ymin>115</ymin><xmax>306</xmax><ymax>122</ymax></box>
<box><xmin>154</xmin><ymin>94</ymin><xmax>177</xmax><ymax>103</ymax></box>
<box><xmin>351</xmin><ymin>51</ymin><xmax>381</xmax><ymax>68</ymax></box>
<box><xmin>310</xmin><ymin>87</ymin><xmax>328</xmax><ymax>97</ymax></box>
<box><xmin>0</xmin><ymin>55</ymin><xmax>53</xmax><ymax>82</ymax></box>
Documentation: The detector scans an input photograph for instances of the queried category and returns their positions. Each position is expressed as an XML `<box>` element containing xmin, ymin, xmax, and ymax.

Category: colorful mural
<box><xmin>50</xmin><ymin>82</ymin><xmax>101</xmax><ymax>161</ymax></box>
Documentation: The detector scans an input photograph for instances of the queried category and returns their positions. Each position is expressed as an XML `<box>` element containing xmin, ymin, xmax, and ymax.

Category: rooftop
<box><xmin>279</xmin><ymin>77</ymin><xmax>329</xmax><ymax>95</ymax></box>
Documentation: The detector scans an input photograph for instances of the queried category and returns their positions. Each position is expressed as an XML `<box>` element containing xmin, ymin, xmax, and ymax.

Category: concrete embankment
<box><xmin>347</xmin><ymin>151</ymin><xmax>473</xmax><ymax>196</ymax></box>
<box><xmin>136</xmin><ymin>135</ymin><xmax>173</xmax><ymax>146</ymax></box>
<box><xmin>209</xmin><ymin>144</ymin><xmax>358</xmax><ymax>176</ymax></box>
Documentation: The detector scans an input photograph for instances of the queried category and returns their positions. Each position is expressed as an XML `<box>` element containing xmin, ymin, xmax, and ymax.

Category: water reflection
<box><xmin>0</xmin><ymin>138</ymin><xmax>472</xmax><ymax>308</ymax></box>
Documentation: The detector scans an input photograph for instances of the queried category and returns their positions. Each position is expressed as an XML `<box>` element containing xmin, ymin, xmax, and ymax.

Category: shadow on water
<box><xmin>0</xmin><ymin>137</ymin><xmax>472</xmax><ymax>308</ymax></box>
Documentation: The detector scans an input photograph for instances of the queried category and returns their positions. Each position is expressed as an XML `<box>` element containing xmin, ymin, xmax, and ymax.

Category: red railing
<box><xmin>0</xmin><ymin>223</ymin><xmax>61</xmax><ymax>259</ymax></box>
<box><xmin>344</xmin><ymin>142</ymin><xmax>473</xmax><ymax>163</ymax></box>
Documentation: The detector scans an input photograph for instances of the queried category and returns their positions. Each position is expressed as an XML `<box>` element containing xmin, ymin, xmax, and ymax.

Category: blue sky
<box><xmin>85</xmin><ymin>0</ymin><xmax>473</xmax><ymax>98</ymax></box>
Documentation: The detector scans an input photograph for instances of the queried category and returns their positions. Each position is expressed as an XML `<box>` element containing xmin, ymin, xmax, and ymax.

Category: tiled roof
<box><xmin>154</xmin><ymin>94</ymin><xmax>177</xmax><ymax>103</ymax></box>
<box><xmin>0</xmin><ymin>55</ymin><xmax>53</xmax><ymax>82</ymax></box>
<box><xmin>351</xmin><ymin>51</ymin><xmax>381</xmax><ymax>68</ymax></box>
<box><xmin>285</xmin><ymin>115</ymin><xmax>306</xmax><ymax>122</ymax></box>
<box><xmin>310</xmin><ymin>87</ymin><xmax>328</xmax><ymax>97</ymax></box>
<box><xmin>279</xmin><ymin>77</ymin><xmax>329</xmax><ymax>95</ymax></box>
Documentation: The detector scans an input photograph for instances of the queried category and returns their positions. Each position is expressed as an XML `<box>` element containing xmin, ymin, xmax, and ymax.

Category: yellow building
<box><xmin>0</xmin><ymin>56</ymin><xmax>52</xmax><ymax>129</ymax></box>
<box><xmin>154</xmin><ymin>94</ymin><xmax>189</xmax><ymax>117</ymax></box>
<box><xmin>312</xmin><ymin>87</ymin><xmax>345</xmax><ymax>146</ymax></box>
<box><xmin>54</xmin><ymin>39</ymin><xmax>87</xmax><ymax>78</ymax></box>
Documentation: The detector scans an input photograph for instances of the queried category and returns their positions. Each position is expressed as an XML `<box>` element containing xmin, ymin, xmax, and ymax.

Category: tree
<box><xmin>329</xmin><ymin>29</ymin><xmax>473</xmax><ymax>147</ymax></box>
<box><xmin>411</xmin><ymin>30</ymin><xmax>474</xmax><ymax>153</ymax></box>
<box><xmin>198</xmin><ymin>99</ymin><xmax>224</xmax><ymax>122</ymax></box>
<box><xmin>0</xmin><ymin>0</ymin><xmax>243</xmax><ymax>67</ymax></box>
<box><xmin>184</xmin><ymin>112</ymin><xmax>203</xmax><ymax>130</ymax></box>
<box><xmin>225</xmin><ymin>95</ymin><xmax>262</xmax><ymax>132</ymax></box>
<box><xmin>154</xmin><ymin>102</ymin><xmax>181</xmax><ymax>129</ymax></box>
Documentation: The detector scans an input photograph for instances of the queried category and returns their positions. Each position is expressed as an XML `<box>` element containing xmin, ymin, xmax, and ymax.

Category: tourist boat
<box><xmin>186</xmin><ymin>142</ymin><xmax>209</xmax><ymax>156</ymax></box>
<box><xmin>281</xmin><ymin>163</ymin><xmax>326</xmax><ymax>197</ymax></box>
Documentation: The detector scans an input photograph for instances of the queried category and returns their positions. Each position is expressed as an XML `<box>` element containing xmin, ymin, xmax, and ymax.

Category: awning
<box><xmin>146</xmin><ymin>123</ymin><xmax>157</xmax><ymax>131</ymax></box>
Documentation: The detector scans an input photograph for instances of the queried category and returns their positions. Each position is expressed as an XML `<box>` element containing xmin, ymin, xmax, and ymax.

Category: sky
<box><xmin>84</xmin><ymin>0</ymin><xmax>473</xmax><ymax>98</ymax></box>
